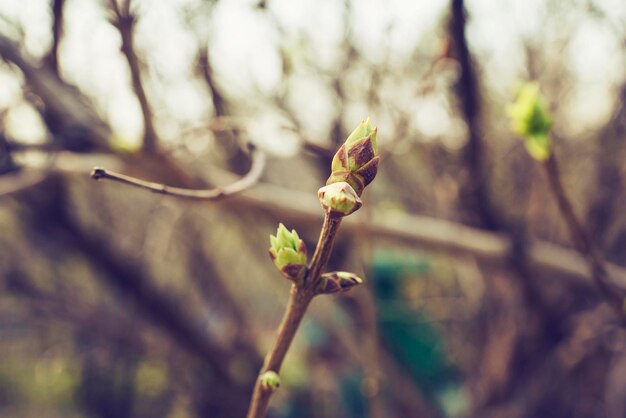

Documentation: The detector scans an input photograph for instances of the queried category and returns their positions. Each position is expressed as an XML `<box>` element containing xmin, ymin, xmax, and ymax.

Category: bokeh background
<box><xmin>1</xmin><ymin>0</ymin><xmax>626</xmax><ymax>417</ymax></box>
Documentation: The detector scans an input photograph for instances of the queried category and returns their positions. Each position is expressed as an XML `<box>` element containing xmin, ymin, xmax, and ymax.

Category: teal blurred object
<box><xmin>372</xmin><ymin>251</ymin><xmax>463</xmax><ymax>416</ymax></box>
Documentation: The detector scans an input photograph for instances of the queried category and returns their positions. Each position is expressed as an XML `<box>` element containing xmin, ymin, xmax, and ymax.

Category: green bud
<box><xmin>315</xmin><ymin>271</ymin><xmax>363</xmax><ymax>295</ymax></box>
<box><xmin>259</xmin><ymin>371</ymin><xmax>280</xmax><ymax>391</ymax></box>
<box><xmin>318</xmin><ymin>182</ymin><xmax>362</xmax><ymax>218</ymax></box>
<box><xmin>327</xmin><ymin>118</ymin><xmax>380</xmax><ymax>196</ymax></box>
<box><xmin>507</xmin><ymin>82</ymin><xmax>552</xmax><ymax>161</ymax></box>
<box><xmin>269</xmin><ymin>223</ymin><xmax>307</xmax><ymax>280</ymax></box>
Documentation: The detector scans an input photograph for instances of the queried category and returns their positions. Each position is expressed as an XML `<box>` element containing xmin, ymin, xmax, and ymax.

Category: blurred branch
<box><xmin>0</xmin><ymin>132</ymin><xmax>18</xmax><ymax>174</ymax></box>
<box><xmin>46</xmin><ymin>0</ymin><xmax>65</xmax><ymax>74</ymax></box>
<box><xmin>450</xmin><ymin>0</ymin><xmax>500</xmax><ymax>230</ymax></box>
<box><xmin>0</xmin><ymin>168</ymin><xmax>50</xmax><ymax>197</ymax></box>
<box><xmin>586</xmin><ymin>83</ymin><xmax>626</xmax><ymax>250</ymax></box>
<box><xmin>107</xmin><ymin>0</ymin><xmax>158</xmax><ymax>154</ymax></box>
<box><xmin>197</xmin><ymin>44</ymin><xmax>227</xmax><ymax>117</ymax></box>
<box><xmin>0</xmin><ymin>34</ymin><xmax>111</xmax><ymax>150</ymax></box>
<box><xmin>11</xmin><ymin>150</ymin><xmax>626</xmax><ymax>289</ymax></box>
<box><xmin>22</xmin><ymin>176</ymin><xmax>256</xmax><ymax>387</ymax></box>
<box><xmin>91</xmin><ymin>145</ymin><xmax>266</xmax><ymax>200</ymax></box>
<box><xmin>218</xmin><ymin>178</ymin><xmax>626</xmax><ymax>289</ymax></box>
<box><xmin>543</xmin><ymin>154</ymin><xmax>626</xmax><ymax>324</ymax></box>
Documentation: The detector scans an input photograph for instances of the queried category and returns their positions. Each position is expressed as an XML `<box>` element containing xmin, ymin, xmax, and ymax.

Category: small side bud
<box><xmin>507</xmin><ymin>82</ymin><xmax>552</xmax><ymax>161</ymax></box>
<box><xmin>327</xmin><ymin>118</ymin><xmax>380</xmax><ymax>196</ymax></box>
<box><xmin>259</xmin><ymin>371</ymin><xmax>280</xmax><ymax>391</ymax></box>
<box><xmin>318</xmin><ymin>182</ymin><xmax>362</xmax><ymax>218</ymax></box>
<box><xmin>269</xmin><ymin>223</ymin><xmax>307</xmax><ymax>281</ymax></box>
<box><xmin>315</xmin><ymin>271</ymin><xmax>363</xmax><ymax>295</ymax></box>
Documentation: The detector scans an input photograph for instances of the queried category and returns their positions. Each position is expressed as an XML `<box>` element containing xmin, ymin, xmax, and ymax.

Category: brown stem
<box><xmin>543</xmin><ymin>154</ymin><xmax>626</xmax><ymax>324</ymax></box>
<box><xmin>246</xmin><ymin>214</ymin><xmax>342</xmax><ymax>418</ymax></box>
<box><xmin>90</xmin><ymin>147</ymin><xmax>266</xmax><ymax>200</ymax></box>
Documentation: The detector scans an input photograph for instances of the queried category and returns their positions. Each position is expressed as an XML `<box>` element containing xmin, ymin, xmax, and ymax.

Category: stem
<box><xmin>246</xmin><ymin>214</ymin><xmax>342</xmax><ymax>418</ymax></box>
<box><xmin>90</xmin><ymin>147</ymin><xmax>265</xmax><ymax>200</ymax></box>
<box><xmin>543</xmin><ymin>154</ymin><xmax>626</xmax><ymax>324</ymax></box>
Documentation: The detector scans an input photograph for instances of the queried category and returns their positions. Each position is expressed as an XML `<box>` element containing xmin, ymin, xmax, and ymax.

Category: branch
<box><xmin>90</xmin><ymin>146</ymin><xmax>266</xmax><ymax>200</ymax></box>
<box><xmin>246</xmin><ymin>215</ymin><xmax>343</xmax><ymax>418</ymax></box>
<box><xmin>21</xmin><ymin>176</ymin><xmax>257</xmax><ymax>388</ymax></box>
<box><xmin>450</xmin><ymin>0</ymin><xmax>500</xmax><ymax>230</ymax></box>
<box><xmin>10</xmin><ymin>150</ymin><xmax>626</xmax><ymax>289</ymax></box>
<box><xmin>0</xmin><ymin>34</ymin><xmax>111</xmax><ymax>150</ymax></box>
<box><xmin>543</xmin><ymin>154</ymin><xmax>626</xmax><ymax>324</ymax></box>
<box><xmin>46</xmin><ymin>0</ymin><xmax>65</xmax><ymax>75</ymax></box>
<box><xmin>108</xmin><ymin>0</ymin><xmax>158</xmax><ymax>153</ymax></box>
<box><xmin>216</xmin><ymin>178</ymin><xmax>626</xmax><ymax>289</ymax></box>
<box><xmin>197</xmin><ymin>44</ymin><xmax>227</xmax><ymax>117</ymax></box>
<box><xmin>0</xmin><ymin>133</ymin><xmax>18</xmax><ymax>174</ymax></box>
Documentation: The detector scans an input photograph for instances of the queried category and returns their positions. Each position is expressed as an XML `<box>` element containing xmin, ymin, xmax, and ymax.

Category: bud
<box><xmin>507</xmin><ymin>82</ymin><xmax>552</xmax><ymax>161</ymax></box>
<box><xmin>327</xmin><ymin>118</ymin><xmax>379</xmax><ymax>196</ymax></box>
<box><xmin>315</xmin><ymin>271</ymin><xmax>363</xmax><ymax>295</ymax></box>
<box><xmin>269</xmin><ymin>223</ymin><xmax>307</xmax><ymax>280</ymax></box>
<box><xmin>259</xmin><ymin>371</ymin><xmax>280</xmax><ymax>391</ymax></box>
<box><xmin>318</xmin><ymin>182</ymin><xmax>362</xmax><ymax>218</ymax></box>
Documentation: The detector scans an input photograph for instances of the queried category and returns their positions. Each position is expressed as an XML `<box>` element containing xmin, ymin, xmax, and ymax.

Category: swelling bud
<box><xmin>315</xmin><ymin>271</ymin><xmax>363</xmax><ymax>295</ymax></box>
<box><xmin>327</xmin><ymin>118</ymin><xmax>379</xmax><ymax>196</ymax></box>
<box><xmin>318</xmin><ymin>182</ymin><xmax>362</xmax><ymax>218</ymax></box>
<box><xmin>269</xmin><ymin>223</ymin><xmax>307</xmax><ymax>281</ymax></box>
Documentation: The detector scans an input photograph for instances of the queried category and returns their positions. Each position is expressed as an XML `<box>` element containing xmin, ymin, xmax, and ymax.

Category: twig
<box><xmin>206</xmin><ymin>172</ymin><xmax>626</xmax><ymax>288</ymax></box>
<box><xmin>197</xmin><ymin>44</ymin><xmax>227</xmax><ymax>117</ymax></box>
<box><xmin>21</xmin><ymin>177</ymin><xmax>249</xmax><ymax>382</ymax></box>
<box><xmin>47</xmin><ymin>0</ymin><xmax>65</xmax><ymax>75</ymax></box>
<box><xmin>246</xmin><ymin>215</ymin><xmax>343</xmax><ymax>418</ymax></box>
<box><xmin>13</xmin><ymin>150</ymin><xmax>626</xmax><ymax>289</ymax></box>
<box><xmin>108</xmin><ymin>0</ymin><xmax>158</xmax><ymax>154</ymax></box>
<box><xmin>91</xmin><ymin>146</ymin><xmax>266</xmax><ymax>200</ymax></box>
<box><xmin>450</xmin><ymin>0</ymin><xmax>500</xmax><ymax>230</ymax></box>
<box><xmin>542</xmin><ymin>153</ymin><xmax>626</xmax><ymax>323</ymax></box>
<box><xmin>31</xmin><ymin>150</ymin><xmax>626</xmax><ymax>287</ymax></box>
<box><xmin>0</xmin><ymin>34</ymin><xmax>112</xmax><ymax>150</ymax></box>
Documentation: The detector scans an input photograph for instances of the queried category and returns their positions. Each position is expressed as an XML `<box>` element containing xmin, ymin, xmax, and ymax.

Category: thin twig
<box><xmin>91</xmin><ymin>147</ymin><xmax>266</xmax><ymax>200</ymax></box>
<box><xmin>108</xmin><ymin>0</ymin><xmax>159</xmax><ymax>153</ymax></box>
<box><xmin>246</xmin><ymin>215</ymin><xmax>343</xmax><ymax>418</ymax></box>
<box><xmin>197</xmin><ymin>44</ymin><xmax>227</xmax><ymax>117</ymax></box>
<box><xmin>11</xmin><ymin>150</ymin><xmax>626</xmax><ymax>289</ymax></box>
<box><xmin>543</xmin><ymin>153</ymin><xmax>626</xmax><ymax>324</ymax></box>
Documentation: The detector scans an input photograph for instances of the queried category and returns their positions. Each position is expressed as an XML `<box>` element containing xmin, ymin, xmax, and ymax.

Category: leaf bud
<box><xmin>327</xmin><ymin>118</ymin><xmax>380</xmax><ymax>196</ymax></box>
<box><xmin>269</xmin><ymin>223</ymin><xmax>307</xmax><ymax>280</ymax></box>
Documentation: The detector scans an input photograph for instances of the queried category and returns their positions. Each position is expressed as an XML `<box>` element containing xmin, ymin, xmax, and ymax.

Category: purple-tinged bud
<box><xmin>315</xmin><ymin>271</ymin><xmax>363</xmax><ymax>295</ymax></box>
<box><xmin>327</xmin><ymin>118</ymin><xmax>379</xmax><ymax>196</ymax></box>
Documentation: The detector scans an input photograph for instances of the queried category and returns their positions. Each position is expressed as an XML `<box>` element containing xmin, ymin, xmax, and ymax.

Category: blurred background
<box><xmin>1</xmin><ymin>0</ymin><xmax>626</xmax><ymax>417</ymax></box>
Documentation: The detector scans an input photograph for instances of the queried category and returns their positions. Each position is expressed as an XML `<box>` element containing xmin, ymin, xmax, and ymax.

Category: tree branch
<box><xmin>543</xmin><ymin>154</ymin><xmax>626</xmax><ymax>324</ymax></box>
<box><xmin>0</xmin><ymin>34</ymin><xmax>111</xmax><ymax>150</ymax></box>
<box><xmin>90</xmin><ymin>145</ymin><xmax>266</xmax><ymax>200</ymax></box>
<box><xmin>218</xmin><ymin>177</ymin><xmax>626</xmax><ymax>289</ymax></box>
<box><xmin>246</xmin><ymin>215</ymin><xmax>343</xmax><ymax>418</ymax></box>
<box><xmin>108</xmin><ymin>0</ymin><xmax>158</xmax><ymax>153</ymax></box>
<box><xmin>8</xmin><ymin>150</ymin><xmax>626</xmax><ymax>289</ymax></box>
<box><xmin>46</xmin><ymin>0</ymin><xmax>65</xmax><ymax>75</ymax></box>
<box><xmin>450</xmin><ymin>0</ymin><xmax>500</xmax><ymax>230</ymax></box>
